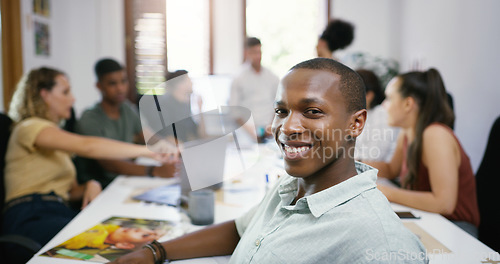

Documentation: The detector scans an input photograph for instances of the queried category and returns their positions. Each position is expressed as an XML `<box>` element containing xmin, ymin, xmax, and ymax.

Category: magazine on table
<box><xmin>41</xmin><ymin>216</ymin><xmax>177</xmax><ymax>262</ymax></box>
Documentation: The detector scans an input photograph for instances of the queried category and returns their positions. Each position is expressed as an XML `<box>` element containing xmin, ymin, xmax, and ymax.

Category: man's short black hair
<box><xmin>245</xmin><ymin>37</ymin><xmax>261</xmax><ymax>49</ymax></box>
<box><xmin>95</xmin><ymin>58</ymin><xmax>123</xmax><ymax>81</ymax></box>
<box><xmin>290</xmin><ymin>58</ymin><xmax>366</xmax><ymax>113</ymax></box>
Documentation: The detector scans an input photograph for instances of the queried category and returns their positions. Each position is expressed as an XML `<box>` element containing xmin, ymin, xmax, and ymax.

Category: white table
<box><xmin>28</xmin><ymin>144</ymin><xmax>499</xmax><ymax>263</ymax></box>
<box><xmin>27</xmin><ymin>143</ymin><xmax>278</xmax><ymax>264</ymax></box>
<box><xmin>391</xmin><ymin>203</ymin><xmax>500</xmax><ymax>263</ymax></box>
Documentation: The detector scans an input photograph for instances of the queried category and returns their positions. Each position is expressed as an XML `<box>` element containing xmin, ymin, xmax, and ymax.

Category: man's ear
<box><xmin>96</xmin><ymin>81</ymin><xmax>102</xmax><ymax>91</ymax></box>
<box><xmin>349</xmin><ymin>109</ymin><xmax>367</xmax><ymax>139</ymax></box>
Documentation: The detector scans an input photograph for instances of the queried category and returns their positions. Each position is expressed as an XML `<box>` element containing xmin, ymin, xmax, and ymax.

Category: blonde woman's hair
<box><xmin>8</xmin><ymin>67</ymin><xmax>65</xmax><ymax>122</ymax></box>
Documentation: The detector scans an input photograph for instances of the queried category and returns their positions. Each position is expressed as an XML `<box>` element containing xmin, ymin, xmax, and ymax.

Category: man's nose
<box><xmin>280</xmin><ymin>112</ymin><xmax>304</xmax><ymax>135</ymax></box>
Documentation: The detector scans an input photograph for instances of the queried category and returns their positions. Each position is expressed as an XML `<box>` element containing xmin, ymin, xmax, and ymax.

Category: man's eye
<box><xmin>305</xmin><ymin>109</ymin><xmax>322</xmax><ymax>115</ymax></box>
<box><xmin>275</xmin><ymin>109</ymin><xmax>287</xmax><ymax>115</ymax></box>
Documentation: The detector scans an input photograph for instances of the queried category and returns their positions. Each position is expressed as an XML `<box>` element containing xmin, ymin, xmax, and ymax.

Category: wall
<box><xmin>333</xmin><ymin>0</ymin><xmax>402</xmax><ymax>63</ymax></box>
<box><xmin>213</xmin><ymin>0</ymin><xmax>244</xmax><ymax>75</ymax></box>
<box><xmin>332</xmin><ymin>0</ymin><xmax>500</xmax><ymax>171</ymax></box>
<box><xmin>20</xmin><ymin>0</ymin><xmax>238</xmax><ymax>114</ymax></box>
<box><xmin>20</xmin><ymin>0</ymin><xmax>125</xmax><ymax>117</ymax></box>
<box><xmin>399</xmin><ymin>0</ymin><xmax>500</xmax><ymax>172</ymax></box>
<box><xmin>14</xmin><ymin>0</ymin><xmax>500</xmax><ymax>170</ymax></box>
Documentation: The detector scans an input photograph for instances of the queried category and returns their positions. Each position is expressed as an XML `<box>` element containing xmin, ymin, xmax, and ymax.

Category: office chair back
<box><xmin>0</xmin><ymin>113</ymin><xmax>42</xmax><ymax>263</ymax></box>
<box><xmin>0</xmin><ymin>113</ymin><xmax>13</xmax><ymax>216</ymax></box>
<box><xmin>476</xmin><ymin>116</ymin><xmax>500</xmax><ymax>252</ymax></box>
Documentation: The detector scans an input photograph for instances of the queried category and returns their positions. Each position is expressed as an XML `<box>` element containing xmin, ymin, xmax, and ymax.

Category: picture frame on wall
<box><xmin>34</xmin><ymin>21</ymin><xmax>50</xmax><ymax>56</ymax></box>
<box><xmin>33</xmin><ymin>0</ymin><xmax>50</xmax><ymax>17</ymax></box>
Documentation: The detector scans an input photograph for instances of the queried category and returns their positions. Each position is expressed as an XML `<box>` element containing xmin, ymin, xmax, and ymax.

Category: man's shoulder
<box><xmin>120</xmin><ymin>101</ymin><xmax>140</xmax><ymax>116</ymax></box>
<box><xmin>77</xmin><ymin>104</ymin><xmax>108</xmax><ymax>132</ymax></box>
<box><xmin>80</xmin><ymin>103</ymin><xmax>103</xmax><ymax>119</ymax></box>
<box><xmin>232</xmin><ymin>66</ymin><xmax>252</xmax><ymax>82</ymax></box>
<box><xmin>119</xmin><ymin>102</ymin><xmax>141</xmax><ymax>129</ymax></box>
<box><xmin>336</xmin><ymin>190</ymin><xmax>426</xmax><ymax>259</ymax></box>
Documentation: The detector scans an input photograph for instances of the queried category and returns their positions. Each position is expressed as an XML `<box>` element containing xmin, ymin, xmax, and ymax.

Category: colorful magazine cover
<box><xmin>41</xmin><ymin>216</ymin><xmax>175</xmax><ymax>262</ymax></box>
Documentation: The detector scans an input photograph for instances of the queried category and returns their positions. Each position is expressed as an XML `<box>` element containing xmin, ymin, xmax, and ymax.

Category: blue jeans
<box><xmin>1</xmin><ymin>192</ymin><xmax>78</xmax><ymax>264</ymax></box>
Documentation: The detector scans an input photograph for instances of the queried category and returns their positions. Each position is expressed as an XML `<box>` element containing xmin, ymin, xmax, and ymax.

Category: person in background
<box><xmin>316</xmin><ymin>19</ymin><xmax>355</xmax><ymax>60</ymax></box>
<box><xmin>110</xmin><ymin>58</ymin><xmax>426</xmax><ymax>264</ymax></box>
<box><xmin>75</xmin><ymin>58</ymin><xmax>176</xmax><ymax>189</ymax></box>
<box><xmin>367</xmin><ymin>68</ymin><xmax>480</xmax><ymax>237</ymax></box>
<box><xmin>355</xmin><ymin>69</ymin><xmax>399</xmax><ymax>162</ymax></box>
<box><xmin>229</xmin><ymin>37</ymin><xmax>279</xmax><ymax>142</ymax></box>
<box><xmin>154</xmin><ymin>70</ymin><xmax>205</xmax><ymax>143</ymax></box>
<box><xmin>317</xmin><ymin>19</ymin><xmax>399</xmax><ymax>89</ymax></box>
<box><xmin>2</xmin><ymin>67</ymin><xmax>172</xmax><ymax>264</ymax></box>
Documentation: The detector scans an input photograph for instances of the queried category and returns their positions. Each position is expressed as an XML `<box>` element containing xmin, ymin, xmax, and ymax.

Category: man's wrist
<box><xmin>143</xmin><ymin>244</ymin><xmax>159</xmax><ymax>263</ymax></box>
<box><xmin>146</xmin><ymin>165</ymin><xmax>155</xmax><ymax>177</ymax></box>
<box><xmin>151</xmin><ymin>240</ymin><xmax>169</xmax><ymax>263</ymax></box>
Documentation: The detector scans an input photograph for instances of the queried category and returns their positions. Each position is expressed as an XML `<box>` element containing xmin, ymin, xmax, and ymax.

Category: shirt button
<box><xmin>255</xmin><ymin>239</ymin><xmax>261</xmax><ymax>246</ymax></box>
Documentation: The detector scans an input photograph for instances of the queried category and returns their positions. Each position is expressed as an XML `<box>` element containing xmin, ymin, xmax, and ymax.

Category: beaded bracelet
<box><xmin>151</xmin><ymin>240</ymin><xmax>169</xmax><ymax>263</ymax></box>
<box><xmin>143</xmin><ymin>244</ymin><xmax>159</xmax><ymax>263</ymax></box>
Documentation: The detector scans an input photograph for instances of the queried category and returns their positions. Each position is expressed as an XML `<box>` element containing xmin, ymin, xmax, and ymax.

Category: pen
<box><xmin>265</xmin><ymin>174</ymin><xmax>269</xmax><ymax>191</ymax></box>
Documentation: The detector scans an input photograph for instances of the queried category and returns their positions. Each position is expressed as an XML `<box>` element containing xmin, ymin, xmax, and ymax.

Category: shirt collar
<box><xmin>277</xmin><ymin>162</ymin><xmax>378</xmax><ymax>218</ymax></box>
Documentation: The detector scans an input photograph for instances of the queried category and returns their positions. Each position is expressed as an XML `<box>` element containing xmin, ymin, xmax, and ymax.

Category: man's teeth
<box><xmin>284</xmin><ymin>145</ymin><xmax>310</xmax><ymax>154</ymax></box>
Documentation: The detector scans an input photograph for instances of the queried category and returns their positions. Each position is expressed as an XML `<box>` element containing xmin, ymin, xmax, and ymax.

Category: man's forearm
<box><xmin>162</xmin><ymin>220</ymin><xmax>240</xmax><ymax>260</ymax></box>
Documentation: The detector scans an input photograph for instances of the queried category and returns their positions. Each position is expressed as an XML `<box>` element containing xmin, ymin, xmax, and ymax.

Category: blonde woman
<box><xmin>2</xmin><ymin>67</ymin><xmax>172</xmax><ymax>263</ymax></box>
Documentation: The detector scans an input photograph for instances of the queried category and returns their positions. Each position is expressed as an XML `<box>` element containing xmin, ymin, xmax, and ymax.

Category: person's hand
<box><xmin>149</xmin><ymin>139</ymin><xmax>179</xmax><ymax>164</ymax></box>
<box><xmin>107</xmin><ymin>248</ymin><xmax>154</xmax><ymax>264</ymax></box>
<box><xmin>152</xmin><ymin>163</ymin><xmax>177</xmax><ymax>178</ymax></box>
<box><xmin>82</xmin><ymin>180</ymin><xmax>102</xmax><ymax>209</ymax></box>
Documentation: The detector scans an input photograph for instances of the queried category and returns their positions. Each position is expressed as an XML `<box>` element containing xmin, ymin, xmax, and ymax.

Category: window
<box><xmin>125</xmin><ymin>0</ymin><xmax>213</xmax><ymax>100</ymax></box>
<box><xmin>125</xmin><ymin>0</ymin><xmax>167</xmax><ymax>99</ymax></box>
<box><xmin>166</xmin><ymin>0</ymin><xmax>210</xmax><ymax>77</ymax></box>
<box><xmin>246</xmin><ymin>0</ymin><xmax>329</xmax><ymax>77</ymax></box>
<box><xmin>135</xmin><ymin>12</ymin><xmax>167</xmax><ymax>95</ymax></box>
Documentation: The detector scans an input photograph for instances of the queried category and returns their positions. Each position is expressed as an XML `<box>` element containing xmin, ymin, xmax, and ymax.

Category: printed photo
<box><xmin>35</xmin><ymin>21</ymin><xmax>50</xmax><ymax>56</ymax></box>
<box><xmin>41</xmin><ymin>216</ymin><xmax>175</xmax><ymax>263</ymax></box>
<box><xmin>33</xmin><ymin>0</ymin><xmax>50</xmax><ymax>17</ymax></box>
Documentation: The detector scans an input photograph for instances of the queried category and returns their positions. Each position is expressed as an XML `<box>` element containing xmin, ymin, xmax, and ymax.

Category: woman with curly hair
<box><xmin>2</xmin><ymin>67</ymin><xmax>172</xmax><ymax>263</ymax></box>
<box><xmin>316</xmin><ymin>19</ymin><xmax>355</xmax><ymax>60</ymax></box>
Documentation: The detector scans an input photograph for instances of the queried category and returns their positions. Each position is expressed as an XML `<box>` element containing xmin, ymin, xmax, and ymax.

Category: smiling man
<box><xmin>110</xmin><ymin>58</ymin><xmax>427</xmax><ymax>264</ymax></box>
